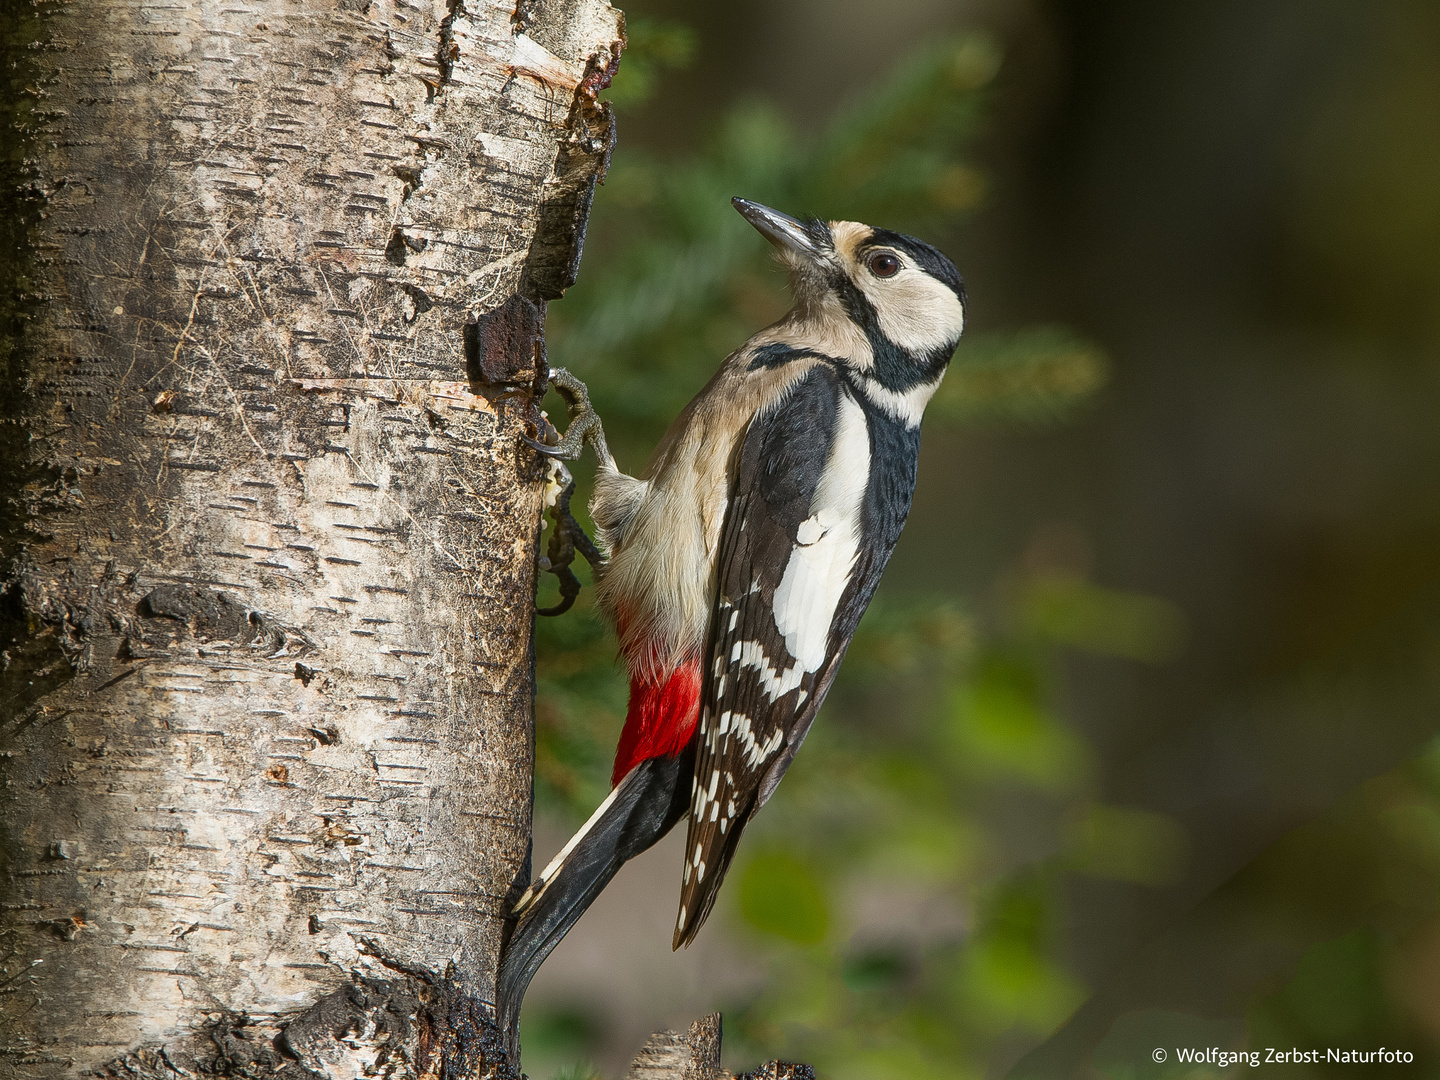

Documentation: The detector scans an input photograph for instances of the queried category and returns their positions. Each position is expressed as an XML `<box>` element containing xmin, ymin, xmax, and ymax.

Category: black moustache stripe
<box><xmin>747</xmin><ymin>342</ymin><xmax>844</xmax><ymax>371</ymax></box>
<box><xmin>829</xmin><ymin>272</ymin><xmax>956</xmax><ymax>393</ymax></box>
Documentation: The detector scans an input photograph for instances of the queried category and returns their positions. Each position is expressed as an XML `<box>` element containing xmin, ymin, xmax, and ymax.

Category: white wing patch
<box><xmin>732</xmin><ymin>639</ymin><xmax>805</xmax><ymax>702</ymax></box>
<box><xmin>771</xmin><ymin>392</ymin><xmax>871</xmax><ymax>671</ymax></box>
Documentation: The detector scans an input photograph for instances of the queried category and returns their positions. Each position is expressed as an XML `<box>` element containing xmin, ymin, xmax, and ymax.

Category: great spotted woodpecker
<box><xmin>498</xmin><ymin>198</ymin><xmax>965</xmax><ymax>1050</ymax></box>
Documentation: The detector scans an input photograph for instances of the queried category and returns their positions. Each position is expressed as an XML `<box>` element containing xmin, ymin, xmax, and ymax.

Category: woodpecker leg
<box><xmin>537</xmin><ymin>463</ymin><xmax>604</xmax><ymax>617</ymax></box>
<box><xmin>524</xmin><ymin>367</ymin><xmax>613</xmax><ymax>467</ymax></box>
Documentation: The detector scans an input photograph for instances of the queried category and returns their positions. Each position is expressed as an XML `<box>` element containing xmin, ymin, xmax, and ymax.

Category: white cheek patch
<box><xmin>864</xmin><ymin>269</ymin><xmax>965</xmax><ymax>355</ymax></box>
<box><xmin>771</xmin><ymin>392</ymin><xmax>871</xmax><ymax>672</ymax></box>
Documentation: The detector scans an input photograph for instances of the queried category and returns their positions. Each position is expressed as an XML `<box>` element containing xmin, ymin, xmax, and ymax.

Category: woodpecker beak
<box><xmin>732</xmin><ymin>198</ymin><xmax>820</xmax><ymax>258</ymax></box>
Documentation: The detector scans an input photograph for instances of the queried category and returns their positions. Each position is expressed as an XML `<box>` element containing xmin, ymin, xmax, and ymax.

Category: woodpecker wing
<box><xmin>674</xmin><ymin>363</ymin><xmax>917</xmax><ymax>947</ymax></box>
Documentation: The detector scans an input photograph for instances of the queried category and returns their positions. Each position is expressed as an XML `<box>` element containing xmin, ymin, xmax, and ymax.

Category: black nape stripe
<box><xmin>747</xmin><ymin>342</ymin><xmax>843</xmax><ymax>371</ymax></box>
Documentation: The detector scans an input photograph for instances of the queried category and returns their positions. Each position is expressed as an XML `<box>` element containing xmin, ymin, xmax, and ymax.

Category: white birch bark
<box><xmin>0</xmin><ymin>0</ymin><xmax>620</xmax><ymax>1075</ymax></box>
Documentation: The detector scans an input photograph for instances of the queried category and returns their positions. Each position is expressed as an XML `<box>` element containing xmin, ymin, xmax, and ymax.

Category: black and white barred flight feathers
<box><xmin>498</xmin><ymin>199</ymin><xmax>964</xmax><ymax>1051</ymax></box>
<box><xmin>675</xmin><ymin>363</ymin><xmax>912</xmax><ymax>944</ymax></box>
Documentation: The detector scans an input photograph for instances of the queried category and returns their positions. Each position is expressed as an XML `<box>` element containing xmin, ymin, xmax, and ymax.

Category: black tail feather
<box><xmin>673</xmin><ymin>784</ymin><xmax>755</xmax><ymax>950</ymax></box>
<box><xmin>497</xmin><ymin>752</ymin><xmax>691</xmax><ymax>1066</ymax></box>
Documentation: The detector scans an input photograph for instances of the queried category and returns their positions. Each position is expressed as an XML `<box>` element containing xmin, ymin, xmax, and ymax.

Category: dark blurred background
<box><xmin>521</xmin><ymin>1</ymin><xmax>1440</xmax><ymax>1077</ymax></box>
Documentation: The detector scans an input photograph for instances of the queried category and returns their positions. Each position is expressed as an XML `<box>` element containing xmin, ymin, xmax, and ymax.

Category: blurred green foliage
<box><xmin>599</xmin><ymin>18</ymin><xmax>696</xmax><ymax>111</ymax></box>
<box><xmin>527</xmin><ymin>5</ymin><xmax>1440</xmax><ymax>1079</ymax></box>
<box><xmin>945</xmin><ymin>649</ymin><xmax>1092</xmax><ymax>792</ymax></box>
<box><xmin>1229</xmin><ymin>743</ymin><xmax>1440</xmax><ymax>1076</ymax></box>
<box><xmin>550</xmin><ymin>1066</ymin><xmax>604</xmax><ymax>1080</ymax></box>
<box><xmin>525</xmin><ymin>19</ymin><xmax>1208</xmax><ymax>1080</ymax></box>
<box><xmin>928</xmin><ymin>328</ymin><xmax>1108</xmax><ymax>428</ymax></box>
<box><xmin>541</xmin><ymin>28</ymin><xmax>1104</xmax><ymax>469</ymax></box>
<box><xmin>522</xmin><ymin>1003</ymin><xmax>608</xmax><ymax>1080</ymax></box>
<box><xmin>1018</xmin><ymin>575</ymin><xmax>1186</xmax><ymax>664</ymax></box>
<box><xmin>739</xmin><ymin>850</ymin><xmax>832</xmax><ymax>946</ymax></box>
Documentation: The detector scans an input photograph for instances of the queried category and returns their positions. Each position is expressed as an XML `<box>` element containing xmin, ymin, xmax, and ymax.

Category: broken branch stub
<box><xmin>626</xmin><ymin>1015</ymin><xmax>815</xmax><ymax>1080</ymax></box>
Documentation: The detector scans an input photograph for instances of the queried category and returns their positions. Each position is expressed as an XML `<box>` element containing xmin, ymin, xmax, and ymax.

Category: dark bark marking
<box><xmin>466</xmin><ymin>294</ymin><xmax>546</xmax><ymax>388</ymax></box>
<box><xmin>518</xmin><ymin>89</ymin><xmax>617</xmax><ymax>301</ymax></box>
<box><xmin>517</xmin><ymin>9</ymin><xmax>623</xmax><ymax>302</ymax></box>
<box><xmin>737</xmin><ymin>1066</ymin><xmax>818</xmax><ymax>1080</ymax></box>
<box><xmin>0</xmin><ymin>583</ymin><xmax>76</xmax><ymax>732</ymax></box>
<box><xmin>137</xmin><ymin>585</ymin><xmax>314</xmax><ymax>656</ymax></box>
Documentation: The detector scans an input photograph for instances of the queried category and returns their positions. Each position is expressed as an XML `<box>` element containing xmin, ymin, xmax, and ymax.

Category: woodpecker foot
<box><xmin>537</xmin><ymin>462</ymin><xmax>604</xmax><ymax>617</ymax></box>
<box><xmin>524</xmin><ymin>367</ymin><xmax>613</xmax><ymax>467</ymax></box>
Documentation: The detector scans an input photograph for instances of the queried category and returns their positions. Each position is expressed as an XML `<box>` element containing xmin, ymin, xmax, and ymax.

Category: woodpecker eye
<box><xmin>867</xmin><ymin>251</ymin><xmax>901</xmax><ymax>278</ymax></box>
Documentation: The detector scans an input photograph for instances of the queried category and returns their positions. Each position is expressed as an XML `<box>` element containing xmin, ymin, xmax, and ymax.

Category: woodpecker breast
<box><xmin>591</xmin><ymin>357</ymin><xmax>813</xmax><ymax>680</ymax></box>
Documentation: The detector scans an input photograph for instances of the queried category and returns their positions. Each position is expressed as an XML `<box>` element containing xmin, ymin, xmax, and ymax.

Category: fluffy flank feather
<box><xmin>591</xmin><ymin>358</ymin><xmax>818</xmax><ymax>681</ymax></box>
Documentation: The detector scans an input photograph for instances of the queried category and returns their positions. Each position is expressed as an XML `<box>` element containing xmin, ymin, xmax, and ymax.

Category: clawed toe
<box><xmin>536</xmin><ymin>464</ymin><xmax>605</xmax><ymax>617</ymax></box>
<box><xmin>524</xmin><ymin>367</ymin><xmax>613</xmax><ymax>467</ymax></box>
<box><xmin>527</xmin><ymin>368</ymin><xmax>610</xmax><ymax>614</ymax></box>
<box><xmin>524</xmin><ymin>435</ymin><xmax>568</xmax><ymax>457</ymax></box>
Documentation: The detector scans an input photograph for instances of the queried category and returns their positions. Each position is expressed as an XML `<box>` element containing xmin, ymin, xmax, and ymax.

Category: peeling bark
<box><xmin>0</xmin><ymin>0</ymin><xmax>621</xmax><ymax>1075</ymax></box>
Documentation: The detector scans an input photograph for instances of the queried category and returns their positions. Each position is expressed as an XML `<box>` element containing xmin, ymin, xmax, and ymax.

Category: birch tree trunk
<box><xmin>0</xmin><ymin>0</ymin><xmax>620</xmax><ymax>1075</ymax></box>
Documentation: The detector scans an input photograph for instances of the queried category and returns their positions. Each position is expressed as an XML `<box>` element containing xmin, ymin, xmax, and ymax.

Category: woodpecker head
<box><xmin>733</xmin><ymin>197</ymin><xmax>966</xmax><ymax>404</ymax></box>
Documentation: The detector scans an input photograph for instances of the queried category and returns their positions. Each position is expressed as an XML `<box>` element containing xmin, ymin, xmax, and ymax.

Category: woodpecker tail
<box><xmin>497</xmin><ymin>752</ymin><xmax>692</xmax><ymax>1065</ymax></box>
